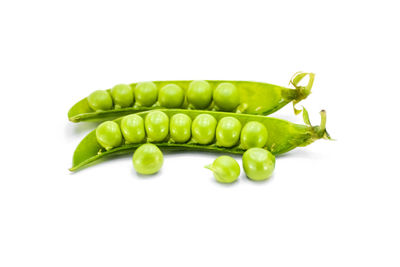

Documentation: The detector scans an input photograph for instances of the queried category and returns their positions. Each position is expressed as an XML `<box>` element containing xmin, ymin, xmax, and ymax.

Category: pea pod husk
<box><xmin>70</xmin><ymin>108</ymin><xmax>330</xmax><ymax>172</ymax></box>
<box><xmin>68</xmin><ymin>72</ymin><xmax>314</xmax><ymax>122</ymax></box>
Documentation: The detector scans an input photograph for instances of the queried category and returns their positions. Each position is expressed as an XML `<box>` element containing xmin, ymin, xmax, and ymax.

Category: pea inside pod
<box><xmin>145</xmin><ymin>110</ymin><xmax>169</xmax><ymax>142</ymax></box>
<box><xmin>191</xmin><ymin>114</ymin><xmax>217</xmax><ymax>145</ymax></box>
<box><xmin>170</xmin><ymin>113</ymin><xmax>192</xmax><ymax>143</ymax></box>
<box><xmin>68</xmin><ymin>72</ymin><xmax>315</xmax><ymax>122</ymax></box>
<box><xmin>216</xmin><ymin>116</ymin><xmax>242</xmax><ymax>148</ymax></box>
<box><xmin>120</xmin><ymin>114</ymin><xmax>145</xmax><ymax>144</ymax></box>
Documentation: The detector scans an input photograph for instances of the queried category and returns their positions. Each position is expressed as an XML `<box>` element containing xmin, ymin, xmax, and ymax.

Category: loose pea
<box><xmin>216</xmin><ymin>117</ymin><xmax>242</xmax><ymax>147</ymax></box>
<box><xmin>96</xmin><ymin>121</ymin><xmax>122</xmax><ymax>150</ymax></box>
<box><xmin>132</xmin><ymin>144</ymin><xmax>163</xmax><ymax>175</ymax></box>
<box><xmin>145</xmin><ymin>110</ymin><xmax>169</xmax><ymax>142</ymax></box>
<box><xmin>187</xmin><ymin>80</ymin><xmax>213</xmax><ymax>109</ymax></box>
<box><xmin>242</xmin><ymin>148</ymin><xmax>275</xmax><ymax>181</ymax></box>
<box><xmin>170</xmin><ymin>113</ymin><xmax>192</xmax><ymax>143</ymax></box>
<box><xmin>158</xmin><ymin>84</ymin><xmax>184</xmax><ymax>108</ymax></box>
<box><xmin>120</xmin><ymin>114</ymin><xmax>145</xmax><ymax>144</ymax></box>
<box><xmin>110</xmin><ymin>84</ymin><xmax>134</xmax><ymax>108</ymax></box>
<box><xmin>135</xmin><ymin>82</ymin><xmax>158</xmax><ymax>106</ymax></box>
<box><xmin>205</xmin><ymin>156</ymin><xmax>240</xmax><ymax>184</ymax></box>
<box><xmin>213</xmin><ymin>83</ymin><xmax>240</xmax><ymax>111</ymax></box>
<box><xmin>191</xmin><ymin>114</ymin><xmax>217</xmax><ymax>144</ymax></box>
<box><xmin>240</xmin><ymin>121</ymin><xmax>268</xmax><ymax>149</ymax></box>
<box><xmin>88</xmin><ymin>90</ymin><xmax>113</xmax><ymax>111</ymax></box>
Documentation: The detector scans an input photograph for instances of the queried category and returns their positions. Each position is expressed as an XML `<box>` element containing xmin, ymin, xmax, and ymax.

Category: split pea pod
<box><xmin>70</xmin><ymin>108</ymin><xmax>330</xmax><ymax>172</ymax></box>
<box><xmin>68</xmin><ymin>72</ymin><xmax>315</xmax><ymax>122</ymax></box>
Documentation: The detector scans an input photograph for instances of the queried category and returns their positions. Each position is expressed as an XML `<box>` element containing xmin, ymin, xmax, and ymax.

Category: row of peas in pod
<box><xmin>88</xmin><ymin>81</ymin><xmax>241</xmax><ymax>112</ymax></box>
<box><xmin>95</xmin><ymin>110</ymin><xmax>275</xmax><ymax>183</ymax></box>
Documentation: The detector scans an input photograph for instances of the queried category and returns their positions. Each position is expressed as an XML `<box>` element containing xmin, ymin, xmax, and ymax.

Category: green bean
<box><xmin>70</xmin><ymin>108</ymin><xmax>330</xmax><ymax>172</ymax></box>
<box><xmin>68</xmin><ymin>72</ymin><xmax>315</xmax><ymax>122</ymax></box>
<box><xmin>242</xmin><ymin>148</ymin><xmax>275</xmax><ymax>181</ymax></box>
<box><xmin>205</xmin><ymin>156</ymin><xmax>240</xmax><ymax>184</ymax></box>
<box><xmin>132</xmin><ymin>144</ymin><xmax>163</xmax><ymax>175</ymax></box>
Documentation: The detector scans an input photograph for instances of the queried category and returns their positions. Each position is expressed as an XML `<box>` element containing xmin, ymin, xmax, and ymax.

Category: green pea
<box><xmin>135</xmin><ymin>82</ymin><xmax>158</xmax><ymax>106</ymax></box>
<box><xmin>132</xmin><ymin>144</ymin><xmax>163</xmax><ymax>175</ymax></box>
<box><xmin>158</xmin><ymin>84</ymin><xmax>184</xmax><ymax>108</ymax></box>
<box><xmin>187</xmin><ymin>80</ymin><xmax>213</xmax><ymax>109</ymax></box>
<box><xmin>242</xmin><ymin>148</ymin><xmax>275</xmax><ymax>181</ymax></box>
<box><xmin>87</xmin><ymin>90</ymin><xmax>113</xmax><ymax>111</ymax></box>
<box><xmin>205</xmin><ymin>156</ymin><xmax>240</xmax><ymax>184</ymax></box>
<box><xmin>213</xmin><ymin>83</ymin><xmax>240</xmax><ymax>111</ymax></box>
<box><xmin>145</xmin><ymin>110</ymin><xmax>169</xmax><ymax>142</ymax></box>
<box><xmin>191</xmin><ymin>114</ymin><xmax>217</xmax><ymax>144</ymax></box>
<box><xmin>170</xmin><ymin>113</ymin><xmax>192</xmax><ymax>143</ymax></box>
<box><xmin>96</xmin><ymin>121</ymin><xmax>122</xmax><ymax>150</ymax></box>
<box><xmin>120</xmin><ymin>114</ymin><xmax>145</xmax><ymax>144</ymax></box>
<box><xmin>216</xmin><ymin>117</ymin><xmax>242</xmax><ymax>147</ymax></box>
<box><xmin>110</xmin><ymin>84</ymin><xmax>134</xmax><ymax>108</ymax></box>
<box><xmin>240</xmin><ymin>121</ymin><xmax>268</xmax><ymax>149</ymax></box>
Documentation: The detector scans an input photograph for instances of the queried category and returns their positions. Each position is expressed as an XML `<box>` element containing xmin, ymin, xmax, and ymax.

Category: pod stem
<box><xmin>302</xmin><ymin>107</ymin><xmax>332</xmax><ymax>140</ymax></box>
<box><xmin>290</xmin><ymin>72</ymin><xmax>315</xmax><ymax>115</ymax></box>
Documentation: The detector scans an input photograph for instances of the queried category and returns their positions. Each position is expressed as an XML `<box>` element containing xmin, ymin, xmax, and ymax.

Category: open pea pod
<box><xmin>70</xmin><ymin>108</ymin><xmax>330</xmax><ymax>172</ymax></box>
<box><xmin>68</xmin><ymin>72</ymin><xmax>315</xmax><ymax>122</ymax></box>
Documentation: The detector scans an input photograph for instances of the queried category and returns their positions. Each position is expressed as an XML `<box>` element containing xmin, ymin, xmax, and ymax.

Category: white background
<box><xmin>1</xmin><ymin>0</ymin><xmax>399</xmax><ymax>266</ymax></box>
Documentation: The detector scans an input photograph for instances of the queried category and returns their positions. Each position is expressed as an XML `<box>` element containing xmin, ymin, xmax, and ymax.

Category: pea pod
<box><xmin>68</xmin><ymin>72</ymin><xmax>315</xmax><ymax>122</ymax></box>
<box><xmin>70</xmin><ymin>108</ymin><xmax>330</xmax><ymax>172</ymax></box>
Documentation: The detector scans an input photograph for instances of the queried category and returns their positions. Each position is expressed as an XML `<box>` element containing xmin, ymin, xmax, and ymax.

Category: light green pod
<box><xmin>132</xmin><ymin>144</ymin><xmax>163</xmax><ymax>175</ymax></box>
<box><xmin>216</xmin><ymin>117</ymin><xmax>242</xmax><ymax>147</ymax></box>
<box><xmin>213</xmin><ymin>83</ymin><xmax>240</xmax><ymax>111</ymax></box>
<box><xmin>240</xmin><ymin>121</ymin><xmax>268</xmax><ymax>149</ymax></box>
<box><xmin>120</xmin><ymin>114</ymin><xmax>145</xmax><ymax>144</ymax></box>
<box><xmin>88</xmin><ymin>90</ymin><xmax>113</xmax><ymax>111</ymax></box>
<box><xmin>187</xmin><ymin>80</ymin><xmax>213</xmax><ymax>109</ymax></box>
<box><xmin>191</xmin><ymin>114</ymin><xmax>217</xmax><ymax>144</ymax></box>
<box><xmin>145</xmin><ymin>110</ymin><xmax>169</xmax><ymax>142</ymax></box>
<box><xmin>170</xmin><ymin>113</ymin><xmax>192</xmax><ymax>143</ymax></box>
<box><xmin>242</xmin><ymin>148</ymin><xmax>275</xmax><ymax>181</ymax></box>
<box><xmin>205</xmin><ymin>156</ymin><xmax>240</xmax><ymax>184</ymax></box>
<box><xmin>110</xmin><ymin>84</ymin><xmax>134</xmax><ymax>108</ymax></box>
<box><xmin>96</xmin><ymin>121</ymin><xmax>122</xmax><ymax>150</ymax></box>
<box><xmin>158</xmin><ymin>84</ymin><xmax>184</xmax><ymax>108</ymax></box>
<box><xmin>135</xmin><ymin>82</ymin><xmax>158</xmax><ymax>107</ymax></box>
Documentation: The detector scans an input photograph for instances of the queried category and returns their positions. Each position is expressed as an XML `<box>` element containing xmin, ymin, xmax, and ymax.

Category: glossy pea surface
<box><xmin>158</xmin><ymin>84</ymin><xmax>184</xmax><ymax>108</ymax></box>
<box><xmin>135</xmin><ymin>82</ymin><xmax>158</xmax><ymax>106</ymax></box>
<box><xmin>205</xmin><ymin>156</ymin><xmax>240</xmax><ymax>184</ymax></box>
<box><xmin>145</xmin><ymin>110</ymin><xmax>169</xmax><ymax>142</ymax></box>
<box><xmin>216</xmin><ymin>117</ymin><xmax>242</xmax><ymax>147</ymax></box>
<box><xmin>96</xmin><ymin>121</ymin><xmax>122</xmax><ymax>150</ymax></box>
<box><xmin>111</xmin><ymin>84</ymin><xmax>134</xmax><ymax>108</ymax></box>
<box><xmin>214</xmin><ymin>83</ymin><xmax>240</xmax><ymax>111</ymax></box>
<box><xmin>191</xmin><ymin>114</ymin><xmax>217</xmax><ymax>144</ymax></box>
<box><xmin>132</xmin><ymin>144</ymin><xmax>163</xmax><ymax>175</ymax></box>
<box><xmin>120</xmin><ymin>114</ymin><xmax>145</xmax><ymax>144</ymax></box>
<box><xmin>187</xmin><ymin>80</ymin><xmax>213</xmax><ymax>109</ymax></box>
<box><xmin>242</xmin><ymin>148</ymin><xmax>275</xmax><ymax>181</ymax></box>
<box><xmin>240</xmin><ymin>121</ymin><xmax>268</xmax><ymax>149</ymax></box>
<box><xmin>88</xmin><ymin>90</ymin><xmax>113</xmax><ymax>111</ymax></box>
<box><xmin>170</xmin><ymin>113</ymin><xmax>192</xmax><ymax>143</ymax></box>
